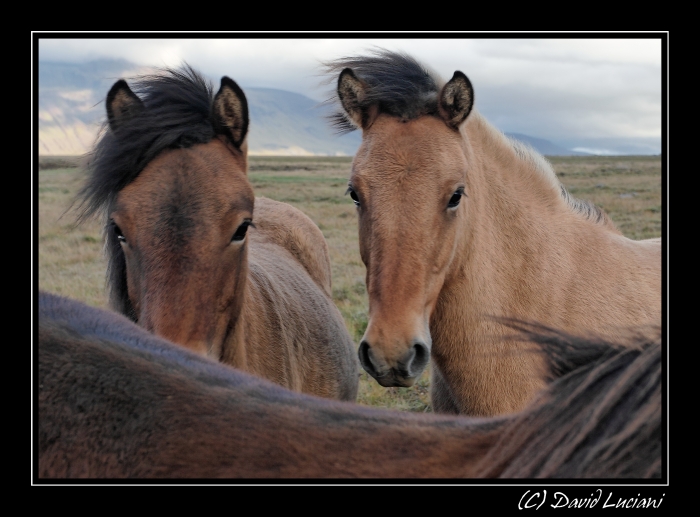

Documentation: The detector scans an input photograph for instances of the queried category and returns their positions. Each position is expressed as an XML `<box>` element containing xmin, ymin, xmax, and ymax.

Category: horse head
<box><xmin>102</xmin><ymin>69</ymin><xmax>253</xmax><ymax>359</ymax></box>
<box><xmin>336</xmin><ymin>60</ymin><xmax>474</xmax><ymax>387</ymax></box>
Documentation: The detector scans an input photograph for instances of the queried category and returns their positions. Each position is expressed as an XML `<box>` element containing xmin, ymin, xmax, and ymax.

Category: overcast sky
<box><xmin>35</xmin><ymin>34</ymin><xmax>666</xmax><ymax>154</ymax></box>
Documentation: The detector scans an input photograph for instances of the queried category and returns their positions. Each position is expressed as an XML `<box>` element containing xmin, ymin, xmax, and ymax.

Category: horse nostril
<box><xmin>358</xmin><ymin>340</ymin><xmax>377</xmax><ymax>375</ymax></box>
<box><xmin>408</xmin><ymin>342</ymin><xmax>430</xmax><ymax>377</ymax></box>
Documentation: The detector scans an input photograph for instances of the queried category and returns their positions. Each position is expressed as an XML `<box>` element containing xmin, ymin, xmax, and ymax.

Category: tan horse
<box><xmin>74</xmin><ymin>65</ymin><xmax>358</xmax><ymax>401</ymax></box>
<box><xmin>37</xmin><ymin>291</ymin><xmax>662</xmax><ymax>479</ymax></box>
<box><xmin>324</xmin><ymin>49</ymin><xmax>661</xmax><ymax>415</ymax></box>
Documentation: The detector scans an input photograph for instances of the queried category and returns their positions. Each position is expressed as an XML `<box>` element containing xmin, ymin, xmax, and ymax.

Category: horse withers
<box><xmin>37</xmin><ymin>291</ymin><xmax>662</xmax><ymax>479</ymax></box>
<box><xmin>324</xmin><ymin>50</ymin><xmax>661</xmax><ymax>415</ymax></box>
<box><xmin>74</xmin><ymin>65</ymin><xmax>358</xmax><ymax>401</ymax></box>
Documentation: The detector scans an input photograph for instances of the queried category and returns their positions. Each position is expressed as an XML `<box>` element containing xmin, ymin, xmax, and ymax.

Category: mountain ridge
<box><xmin>37</xmin><ymin>59</ymin><xmax>622</xmax><ymax>157</ymax></box>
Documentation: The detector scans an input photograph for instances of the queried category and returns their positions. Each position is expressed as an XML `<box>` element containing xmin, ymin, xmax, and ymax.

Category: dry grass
<box><xmin>36</xmin><ymin>154</ymin><xmax>663</xmax><ymax>413</ymax></box>
<box><xmin>38</xmin><ymin>167</ymin><xmax>106</xmax><ymax>308</ymax></box>
<box><xmin>548</xmin><ymin>155</ymin><xmax>663</xmax><ymax>239</ymax></box>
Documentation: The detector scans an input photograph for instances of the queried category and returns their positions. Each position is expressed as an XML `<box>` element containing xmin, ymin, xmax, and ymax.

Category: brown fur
<box><xmin>334</xmin><ymin>55</ymin><xmax>661</xmax><ymax>415</ymax></box>
<box><xmin>36</xmin><ymin>292</ymin><xmax>662</xmax><ymax>480</ymax></box>
<box><xmin>88</xmin><ymin>68</ymin><xmax>358</xmax><ymax>401</ymax></box>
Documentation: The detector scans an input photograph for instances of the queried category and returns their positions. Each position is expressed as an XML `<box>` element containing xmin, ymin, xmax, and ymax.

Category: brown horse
<box><xmin>37</xmin><ymin>291</ymin><xmax>662</xmax><ymax>479</ymax></box>
<box><xmin>323</xmin><ymin>49</ymin><xmax>662</xmax><ymax>415</ymax></box>
<box><xmin>74</xmin><ymin>65</ymin><xmax>358</xmax><ymax>401</ymax></box>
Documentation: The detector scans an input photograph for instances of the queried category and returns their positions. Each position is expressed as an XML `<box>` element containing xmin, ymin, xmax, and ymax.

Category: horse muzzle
<box><xmin>358</xmin><ymin>339</ymin><xmax>430</xmax><ymax>387</ymax></box>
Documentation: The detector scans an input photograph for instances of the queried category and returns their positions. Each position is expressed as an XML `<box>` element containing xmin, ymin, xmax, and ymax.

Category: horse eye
<box><xmin>112</xmin><ymin>222</ymin><xmax>126</xmax><ymax>243</ymax></box>
<box><xmin>447</xmin><ymin>189</ymin><xmax>464</xmax><ymax>209</ymax></box>
<box><xmin>346</xmin><ymin>186</ymin><xmax>360</xmax><ymax>207</ymax></box>
<box><xmin>232</xmin><ymin>220</ymin><xmax>252</xmax><ymax>242</ymax></box>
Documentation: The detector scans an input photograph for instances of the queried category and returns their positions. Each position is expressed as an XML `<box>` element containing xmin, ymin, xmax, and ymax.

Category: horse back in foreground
<box><xmin>37</xmin><ymin>291</ymin><xmax>662</xmax><ymax>479</ymax></box>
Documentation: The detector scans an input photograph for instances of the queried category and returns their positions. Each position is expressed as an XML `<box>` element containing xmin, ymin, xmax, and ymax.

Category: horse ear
<box><xmin>337</xmin><ymin>68</ymin><xmax>371</xmax><ymax>130</ymax></box>
<box><xmin>106</xmin><ymin>79</ymin><xmax>144</xmax><ymax>132</ymax></box>
<box><xmin>438</xmin><ymin>71</ymin><xmax>474</xmax><ymax>129</ymax></box>
<box><xmin>213</xmin><ymin>76</ymin><xmax>249</xmax><ymax>148</ymax></box>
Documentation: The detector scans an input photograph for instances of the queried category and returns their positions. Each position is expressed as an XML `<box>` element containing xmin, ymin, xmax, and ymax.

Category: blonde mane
<box><xmin>470</xmin><ymin>110</ymin><xmax>617</xmax><ymax>230</ymax></box>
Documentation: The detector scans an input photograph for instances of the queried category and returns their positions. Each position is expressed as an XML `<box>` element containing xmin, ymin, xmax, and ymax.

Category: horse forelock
<box><xmin>321</xmin><ymin>48</ymin><xmax>443</xmax><ymax>134</ymax></box>
<box><xmin>74</xmin><ymin>64</ymin><xmax>216</xmax><ymax>225</ymax></box>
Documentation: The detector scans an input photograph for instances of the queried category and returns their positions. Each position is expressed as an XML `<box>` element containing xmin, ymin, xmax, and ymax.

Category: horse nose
<box><xmin>358</xmin><ymin>340</ymin><xmax>430</xmax><ymax>387</ymax></box>
<box><xmin>402</xmin><ymin>341</ymin><xmax>430</xmax><ymax>377</ymax></box>
<box><xmin>358</xmin><ymin>340</ymin><xmax>382</xmax><ymax>378</ymax></box>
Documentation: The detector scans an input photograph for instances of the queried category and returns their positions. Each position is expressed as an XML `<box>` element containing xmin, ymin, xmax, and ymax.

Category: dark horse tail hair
<box><xmin>476</xmin><ymin>318</ymin><xmax>661</xmax><ymax>478</ymax></box>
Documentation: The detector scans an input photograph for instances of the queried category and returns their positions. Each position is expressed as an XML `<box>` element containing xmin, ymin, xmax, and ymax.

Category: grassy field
<box><xmin>36</xmin><ymin>154</ymin><xmax>663</xmax><ymax>412</ymax></box>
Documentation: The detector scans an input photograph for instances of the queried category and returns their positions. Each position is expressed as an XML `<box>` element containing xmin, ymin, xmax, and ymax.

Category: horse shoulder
<box><xmin>607</xmin><ymin>233</ymin><xmax>662</xmax><ymax>289</ymax></box>
<box><xmin>619</xmin><ymin>235</ymin><xmax>662</xmax><ymax>319</ymax></box>
<box><xmin>555</xmin><ymin>230</ymin><xmax>662</xmax><ymax>334</ymax></box>
<box><xmin>251</xmin><ymin>196</ymin><xmax>333</xmax><ymax>297</ymax></box>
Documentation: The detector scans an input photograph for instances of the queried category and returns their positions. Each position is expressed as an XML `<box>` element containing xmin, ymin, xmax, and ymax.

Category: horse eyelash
<box><xmin>345</xmin><ymin>186</ymin><xmax>361</xmax><ymax>206</ymax></box>
<box><xmin>231</xmin><ymin>219</ymin><xmax>255</xmax><ymax>243</ymax></box>
<box><xmin>108</xmin><ymin>219</ymin><xmax>125</xmax><ymax>240</ymax></box>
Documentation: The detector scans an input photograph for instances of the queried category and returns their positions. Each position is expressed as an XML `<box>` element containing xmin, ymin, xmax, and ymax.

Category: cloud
<box><xmin>35</xmin><ymin>34</ymin><xmax>664</xmax><ymax>143</ymax></box>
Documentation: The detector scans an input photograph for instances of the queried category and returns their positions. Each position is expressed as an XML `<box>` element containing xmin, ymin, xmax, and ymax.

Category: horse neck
<box><xmin>222</xmin><ymin>249</ymin><xmax>303</xmax><ymax>388</ymax></box>
<box><xmin>463</xmin><ymin>112</ymin><xmax>566</xmax><ymax>234</ymax></box>
<box><xmin>439</xmin><ymin>113</ymin><xmax>657</xmax><ymax>339</ymax></box>
<box><xmin>448</xmin><ymin>114</ymin><xmax>567</xmax><ymax>286</ymax></box>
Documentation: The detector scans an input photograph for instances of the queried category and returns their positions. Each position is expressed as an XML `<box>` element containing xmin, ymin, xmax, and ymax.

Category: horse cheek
<box><xmin>426</xmin><ymin>215</ymin><xmax>461</xmax><ymax>314</ymax></box>
<box><xmin>122</xmin><ymin>249</ymin><xmax>143</xmax><ymax>317</ymax></box>
<box><xmin>219</xmin><ymin>244</ymin><xmax>248</xmax><ymax>325</ymax></box>
<box><xmin>357</xmin><ymin>216</ymin><xmax>372</xmax><ymax>270</ymax></box>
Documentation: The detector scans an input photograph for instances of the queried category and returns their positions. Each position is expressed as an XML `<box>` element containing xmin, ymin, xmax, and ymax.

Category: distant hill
<box><xmin>37</xmin><ymin>59</ymin><xmax>590</xmax><ymax>157</ymax></box>
<box><xmin>505</xmin><ymin>133</ymin><xmax>592</xmax><ymax>157</ymax></box>
<box><xmin>244</xmin><ymin>88</ymin><xmax>360</xmax><ymax>156</ymax></box>
<box><xmin>38</xmin><ymin>60</ymin><xmax>147</xmax><ymax>156</ymax></box>
<box><xmin>37</xmin><ymin>59</ymin><xmax>361</xmax><ymax>157</ymax></box>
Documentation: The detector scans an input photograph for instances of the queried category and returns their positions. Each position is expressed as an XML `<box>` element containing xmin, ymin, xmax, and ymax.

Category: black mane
<box><xmin>322</xmin><ymin>48</ymin><xmax>443</xmax><ymax>134</ymax></box>
<box><xmin>74</xmin><ymin>64</ymin><xmax>215</xmax><ymax>224</ymax></box>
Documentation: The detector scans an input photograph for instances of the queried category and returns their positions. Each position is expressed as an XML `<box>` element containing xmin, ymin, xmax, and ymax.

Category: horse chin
<box><xmin>371</xmin><ymin>370</ymin><xmax>419</xmax><ymax>388</ymax></box>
